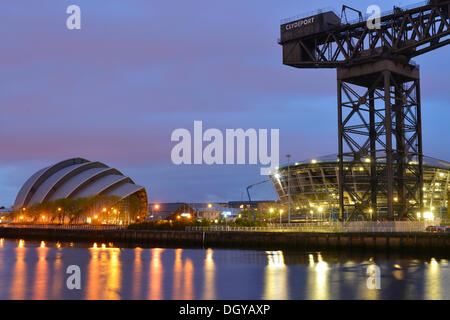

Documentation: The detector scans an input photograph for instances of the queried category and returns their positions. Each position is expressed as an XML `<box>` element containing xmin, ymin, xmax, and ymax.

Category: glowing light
<box><xmin>318</xmin><ymin>207</ymin><xmax>324</xmax><ymax>213</ymax></box>
<box><xmin>207</xmin><ymin>203</ymin><xmax>213</xmax><ymax>208</ymax></box>
<box><xmin>423</xmin><ymin>211</ymin><xmax>433</xmax><ymax>220</ymax></box>
<box><xmin>274</xmin><ymin>173</ymin><xmax>281</xmax><ymax>179</ymax></box>
<box><xmin>87</xmin><ymin>217</ymin><xmax>92</xmax><ymax>224</ymax></box>
<box><xmin>154</xmin><ymin>204</ymin><xmax>160</xmax><ymax>210</ymax></box>
<box><xmin>57</xmin><ymin>207</ymin><xmax>62</xmax><ymax>212</ymax></box>
<box><xmin>269</xmin><ymin>208</ymin><xmax>274</xmax><ymax>213</ymax></box>
<box><xmin>94</xmin><ymin>215</ymin><xmax>98</xmax><ymax>219</ymax></box>
<box><xmin>311</xmin><ymin>159</ymin><xmax>317</xmax><ymax>164</ymax></box>
<box><xmin>19</xmin><ymin>216</ymin><xmax>24</xmax><ymax>220</ymax></box>
<box><xmin>394</xmin><ymin>197</ymin><xmax>398</xmax><ymax>202</ymax></box>
<box><xmin>102</xmin><ymin>208</ymin><xmax>107</xmax><ymax>212</ymax></box>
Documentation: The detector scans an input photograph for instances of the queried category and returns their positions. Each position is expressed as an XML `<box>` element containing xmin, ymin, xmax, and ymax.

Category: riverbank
<box><xmin>1</xmin><ymin>226</ymin><xmax>449</xmax><ymax>254</ymax></box>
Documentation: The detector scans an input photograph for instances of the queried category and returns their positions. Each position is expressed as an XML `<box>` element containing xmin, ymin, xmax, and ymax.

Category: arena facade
<box><xmin>270</xmin><ymin>154</ymin><xmax>450</xmax><ymax>221</ymax></box>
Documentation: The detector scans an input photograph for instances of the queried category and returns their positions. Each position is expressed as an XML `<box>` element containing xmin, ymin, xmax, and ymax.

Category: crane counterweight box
<box><xmin>280</xmin><ymin>11</ymin><xmax>341</xmax><ymax>43</ymax></box>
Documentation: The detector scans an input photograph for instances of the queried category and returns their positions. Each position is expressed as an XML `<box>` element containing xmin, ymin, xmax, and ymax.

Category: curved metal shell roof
<box><xmin>14</xmin><ymin>158</ymin><xmax>148</xmax><ymax>212</ymax></box>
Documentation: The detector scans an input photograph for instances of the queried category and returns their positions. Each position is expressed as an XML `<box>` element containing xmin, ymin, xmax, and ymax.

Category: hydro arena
<box><xmin>270</xmin><ymin>154</ymin><xmax>450</xmax><ymax>221</ymax></box>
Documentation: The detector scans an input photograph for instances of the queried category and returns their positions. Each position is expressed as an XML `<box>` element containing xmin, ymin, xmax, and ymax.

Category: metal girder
<box><xmin>337</xmin><ymin>61</ymin><xmax>423</xmax><ymax>221</ymax></box>
<box><xmin>281</xmin><ymin>1</ymin><xmax>450</xmax><ymax>68</ymax></box>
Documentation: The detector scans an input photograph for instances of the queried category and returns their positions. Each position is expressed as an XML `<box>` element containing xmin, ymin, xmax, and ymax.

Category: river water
<box><xmin>0</xmin><ymin>238</ymin><xmax>448</xmax><ymax>300</ymax></box>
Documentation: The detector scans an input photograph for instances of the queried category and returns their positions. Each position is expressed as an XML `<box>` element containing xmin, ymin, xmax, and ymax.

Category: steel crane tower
<box><xmin>279</xmin><ymin>0</ymin><xmax>450</xmax><ymax>221</ymax></box>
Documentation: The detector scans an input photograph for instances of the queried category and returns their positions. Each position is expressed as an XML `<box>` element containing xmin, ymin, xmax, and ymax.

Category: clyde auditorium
<box><xmin>14</xmin><ymin>158</ymin><xmax>148</xmax><ymax>215</ymax></box>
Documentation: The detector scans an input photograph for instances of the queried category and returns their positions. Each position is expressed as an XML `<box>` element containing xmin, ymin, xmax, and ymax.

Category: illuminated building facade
<box><xmin>14</xmin><ymin>158</ymin><xmax>148</xmax><ymax>221</ymax></box>
<box><xmin>271</xmin><ymin>154</ymin><xmax>450</xmax><ymax>221</ymax></box>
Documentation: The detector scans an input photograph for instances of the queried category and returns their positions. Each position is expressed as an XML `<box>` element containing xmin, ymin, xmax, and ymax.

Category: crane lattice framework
<box><xmin>279</xmin><ymin>0</ymin><xmax>450</xmax><ymax>221</ymax></box>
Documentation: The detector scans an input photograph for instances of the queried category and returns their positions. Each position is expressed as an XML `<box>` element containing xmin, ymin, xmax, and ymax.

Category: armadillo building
<box><xmin>14</xmin><ymin>158</ymin><xmax>148</xmax><ymax>217</ymax></box>
<box><xmin>270</xmin><ymin>154</ymin><xmax>450</xmax><ymax>221</ymax></box>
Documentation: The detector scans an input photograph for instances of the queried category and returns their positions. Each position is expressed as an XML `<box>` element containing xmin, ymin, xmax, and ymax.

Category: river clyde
<box><xmin>0</xmin><ymin>238</ymin><xmax>448</xmax><ymax>300</ymax></box>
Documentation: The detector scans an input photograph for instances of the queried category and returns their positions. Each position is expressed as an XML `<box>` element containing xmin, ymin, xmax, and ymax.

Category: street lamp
<box><xmin>279</xmin><ymin>209</ymin><xmax>284</xmax><ymax>224</ymax></box>
<box><xmin>57</xmin><ymin>207</ymin><xmax>62</xmax><ymax>224</ymax></box>
<box><xmin>153</xmin><ymin>204</ymin><xmax>160</xmax><ymax>221</ymax></box>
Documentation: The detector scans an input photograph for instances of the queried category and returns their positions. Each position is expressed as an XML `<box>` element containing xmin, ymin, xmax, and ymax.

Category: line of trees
<box><xmin>12</xmin><ymin>194</ymin><xmax>141</xmax><ymax>225</ymax></box>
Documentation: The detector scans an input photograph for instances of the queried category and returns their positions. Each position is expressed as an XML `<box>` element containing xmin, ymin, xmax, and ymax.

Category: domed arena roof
<box><xmin>278</xmin><ymin>154</ymin><xmax>450</xmax><ymax>170</ymax></box>
<box><xmin>13</xmin><ymin>158</ymin><xmax>148</xmax><ymax>213</ymax></box>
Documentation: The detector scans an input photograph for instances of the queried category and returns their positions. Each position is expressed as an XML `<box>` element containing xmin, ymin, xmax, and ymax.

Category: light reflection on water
<box><xmin>0</xmin><ymin>238</ymin><xmax>448</xmax><ymax>300</ymax></box>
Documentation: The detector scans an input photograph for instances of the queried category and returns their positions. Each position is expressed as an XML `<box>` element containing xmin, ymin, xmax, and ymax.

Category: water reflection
<box><xmin>148</xmin><ymin>248</ymin><xmax>164</xmax><ymax>300</ymax></box>
<box><xmin>202</xmin><ymin>248</ymin><xmax>216</xmax><ymax>300</ymax></box>
<box><xmin>425</xmin><ymin>258</ymin><xmax>441</xmax><ymax>300</ymax></box>
<box><xmin>306</xmin><ymin>253</ymin><xmax>329</xmax><ymax>300</ymax></box>
<box><xmin>10</xmin><ymin>240</ymin><xmax>26</xmax><ymax>299</ymax></box>
<box><xmin>86</xmin><ymin>243</ymin><xmax>121</xmax><ymax>299</ymax></box>
<box><xmin>172</xmin><ymin>249</ymin><xmax>183</xmax><ymax>299</ymax></box>
<box><xmin>33</xmin><ymin>241</ymin><xmax>49</xmax><ymax>299</ymax></box>
<box><xmin>183</xmin><ymin>258</ymin><xmax>194</xmax><ymax>300</ymax></box>
<box><xmin>0</xmin><ymin>239</ymin><xmax>448</xmax><ymax>300</ymax></box>
<box><xmin>263</xmin><ymin>251</ymin><xmax>288</xmax><ymax>299</ymax></box>
<box><xmin>132</xmin><ymin>248</ymin><xmax>143</xmax><ymax>299</ymax></box>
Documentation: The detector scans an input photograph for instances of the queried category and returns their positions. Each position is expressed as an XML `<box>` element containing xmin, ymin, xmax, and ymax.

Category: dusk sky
<box><xmin>1</xmin><ymin>0</ymin><xmax>449</xmax><ymax>206</ymax></box>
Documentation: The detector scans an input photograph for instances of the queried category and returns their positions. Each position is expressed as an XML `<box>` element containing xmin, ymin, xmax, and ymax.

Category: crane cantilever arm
<box><xmin>280</xmin><ymin>1</ymin><xmax>450</xmax><ymax>68</ymax></box>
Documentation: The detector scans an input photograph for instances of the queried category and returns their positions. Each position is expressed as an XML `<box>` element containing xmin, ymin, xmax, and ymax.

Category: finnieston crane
<box><xmin>279</xmin><ymin>1</ymin><xmax>450</xmax><ymax>221</ymax></box>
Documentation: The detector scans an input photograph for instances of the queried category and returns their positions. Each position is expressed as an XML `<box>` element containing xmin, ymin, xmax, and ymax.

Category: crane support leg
<box><xmin>337</xmin><ymin>60</ymin><xmax>423</xmax><ymax>221</ymax></box>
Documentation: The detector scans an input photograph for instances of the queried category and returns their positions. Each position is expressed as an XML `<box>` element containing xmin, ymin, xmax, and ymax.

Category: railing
<box><xmin>1</xmin><ymin>224</ymin><xmax>125</xmax><ymax>231</ymax></box>
<box><xmin>186</xmin><ymin>220</ymin><xmax>441</xmax><ymax>233</ymax></box>
<box><xmin>280</xmin><ymin>1</ymin><xmax>432</xmax><ymax>28</ymax></box>
<box><xmin>281</xmin><ymin>6</ymin><xmax>337</xmax><ymax>24</ymax></box>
